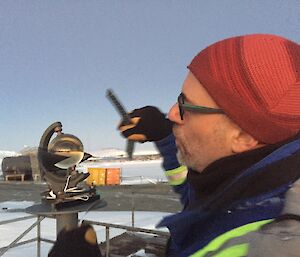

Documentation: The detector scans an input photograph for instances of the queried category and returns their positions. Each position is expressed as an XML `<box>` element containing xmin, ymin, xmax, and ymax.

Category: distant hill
<box><xmin>0</xmin><ymin>150</ymin><xmax>19</xmax><ymax>159</ymax></box>
<box><xmin>90</xmin><ymin>148</ymin><xmax>127</xmax><ymax>158</ymax></box>
<box><xmin>89</xmin><ymin>148</ymin><xmax>161</xmax><ymax>161</ymax></box>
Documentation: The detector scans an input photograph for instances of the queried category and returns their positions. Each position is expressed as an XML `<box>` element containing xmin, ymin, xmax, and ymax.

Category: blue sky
<box><xmin>0</xmin><ymin>1</ymin><xmax>299</xmax><ymax>152</ymax></box>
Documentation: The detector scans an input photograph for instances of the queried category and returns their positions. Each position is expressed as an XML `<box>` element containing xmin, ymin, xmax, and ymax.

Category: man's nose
<box><xmin>168</xmin><ymin>103</ymin><xmax>184</xmax><ymax>124</ymax></box>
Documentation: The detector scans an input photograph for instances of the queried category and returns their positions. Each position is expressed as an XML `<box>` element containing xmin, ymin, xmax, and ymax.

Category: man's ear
<box><xmin>231</xmin><ymin>130</ymin><xmax>260</xmax><ymax>153</ymax></box>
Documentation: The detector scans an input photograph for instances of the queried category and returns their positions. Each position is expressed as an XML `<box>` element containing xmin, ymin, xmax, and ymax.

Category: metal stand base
<box><xmin>26</xmin><ymin>199</ymin><xmax>107</xmax><ymax>235</ymax></box>
<box><xmin>56</xmin><ymin>213</ymin><xmax>78</xmax><ymax>235</ymax></box>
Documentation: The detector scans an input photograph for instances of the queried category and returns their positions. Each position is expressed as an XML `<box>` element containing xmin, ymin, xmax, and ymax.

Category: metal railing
<box><xmin>85</xmin><ymin>219</ymin><xmax>169</xmax><ymax>257</ymax></box>
<box><xmin>0</xmin><ymin>214</ymin><xmax>169</xmax><ymax>257</ymax></box>
<box><xmin>0</xmin><ymin>215</ymin><xmax>46</xmax><ymax>257</ymax></box>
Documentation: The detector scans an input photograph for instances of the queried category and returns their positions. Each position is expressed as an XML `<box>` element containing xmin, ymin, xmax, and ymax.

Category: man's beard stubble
<box><xmin>173</xmin><ymin>124</ymin><xmax>206</xmax><ymax>171</ymax></box>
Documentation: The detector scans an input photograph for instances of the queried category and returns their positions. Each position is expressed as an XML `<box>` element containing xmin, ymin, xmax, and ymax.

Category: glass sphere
<box><xmin>48</xmin><ymin>134</ymin><xmax>84</xmax><ymax>169</ymax></box>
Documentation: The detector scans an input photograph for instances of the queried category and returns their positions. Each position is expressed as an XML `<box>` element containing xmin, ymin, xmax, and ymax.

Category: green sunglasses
<box><xmin>177</xmin><ymin>92</ymin><xmax>224</xmax><ymax>120</ymax></box>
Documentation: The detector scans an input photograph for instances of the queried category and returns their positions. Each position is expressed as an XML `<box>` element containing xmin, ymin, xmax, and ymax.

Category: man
<box><xmin>119</xmin><ymin>34</ymin><xmax>300</xmax><ymax>256</ymax></box>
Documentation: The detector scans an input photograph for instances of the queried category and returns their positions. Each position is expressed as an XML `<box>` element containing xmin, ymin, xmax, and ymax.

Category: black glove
<box><xmin>48</xmin><ymin>224</ymin><xmax>102</xmax><ymax>257</ymax></box>
<box><xmin>119</xmin><ymin>106</ymin><xmax>173</xmax><ymax>142</ymax></box>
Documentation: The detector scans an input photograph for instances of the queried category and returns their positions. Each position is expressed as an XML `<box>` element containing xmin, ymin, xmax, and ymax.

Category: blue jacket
<box><xmin>155</xmin><ymin>134</ymin><xmax>300</xmax><ymax>257</ymax></box>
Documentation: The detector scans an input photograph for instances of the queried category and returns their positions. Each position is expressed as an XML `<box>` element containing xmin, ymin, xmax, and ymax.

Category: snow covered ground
<box><xmin>0</xmin><ymin>201</ymin><xmax>171</xmax><ymax>257</ymax></box>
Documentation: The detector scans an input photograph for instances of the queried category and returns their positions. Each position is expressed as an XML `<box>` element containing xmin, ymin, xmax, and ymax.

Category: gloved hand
<box><xmin>48</xmin><ymin>224</ymin><xmax>102</xmax><ymax>257</ymax></box>
<box><xmin>119</xmin><ymin>106</ymin><xmax>173</xmax><ymax>142</ymax></box>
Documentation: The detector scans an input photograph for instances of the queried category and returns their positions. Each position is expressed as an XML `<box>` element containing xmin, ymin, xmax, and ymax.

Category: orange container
<box><xmin>86</xmin><ymin>168</ymin><xmax>106</xmax><ymax>186</ymax></box>
<box><xmin>106</xmin><ymin>168</ymin><xmax>121</xmax><ymax>185</ymax></box>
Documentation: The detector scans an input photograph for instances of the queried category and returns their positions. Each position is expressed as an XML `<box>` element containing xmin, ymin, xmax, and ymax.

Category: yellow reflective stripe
<box><xmin>169</xmin><ymin>177</ymin><xmax>186</xmax><ymax>186</ymax></box>
<box><xmin>190</xmin><ymin>219</ymin><xmax>273</xmax><ymax>257</ymax></box>
<box><xmin>212</xmin><ymin>244</ymin><xmax>248</xmax><ymax>257</ymax></box>
<box><xmin>165</xmin><ymin>165</ymin><xmax>187</xmax><ymax>176</ymax></box>
<box><xmin>165</xmin><ymin>166</ymin><xmax>187</xmax><ymax>186</ymax></box>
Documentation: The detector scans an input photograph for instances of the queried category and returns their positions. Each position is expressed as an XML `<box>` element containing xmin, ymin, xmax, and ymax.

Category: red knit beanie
<box><xmin>188</xmin><ymin>34</ymin><xmax>300</xmax><ymax>144</ymax></box>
